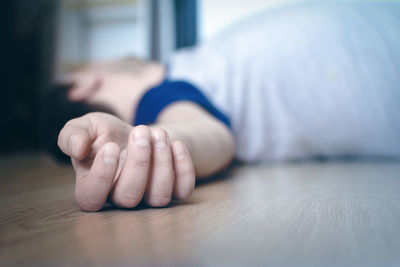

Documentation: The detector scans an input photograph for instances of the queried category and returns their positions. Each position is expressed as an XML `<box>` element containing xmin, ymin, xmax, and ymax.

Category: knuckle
<box><xmin>130</xmin><ymin>154</ymin><xmax>150</xmax><ymax>167</ymax></box>
<box><xmin>84</xmin><ymin>112</ymin><xmax>98</xmax><ymax>119</ymax></box>
<box><xmin>156</xmin><ymin>153</ymin><xmax>172</xmax><ymax>164</ymax></box>
<box><xmin>64</xmin><ymin>120</ymin><xmax>74</xmax><ymax>128</ymax></box>
<box><xmin>66</xmin><ymin>117</ymin><xmax>80</xmax><ymax>127</ymax></box>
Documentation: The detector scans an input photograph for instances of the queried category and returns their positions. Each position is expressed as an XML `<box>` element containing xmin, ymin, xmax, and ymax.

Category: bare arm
<box><xmin>153</xmin><ymin>101</ymin><xmax>236</xmax><ymax>178</ymax></box>
<box><xmin>57</xmin><ymin>59</ymin><xmax>235</xmax><ymax>211</ymax></box>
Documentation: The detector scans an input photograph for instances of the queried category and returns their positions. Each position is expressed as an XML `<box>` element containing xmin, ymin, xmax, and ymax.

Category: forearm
<box><xmin>152</xmin><ymin>102</ymin><xmax>235</xmax><ymax>178</ymax></box>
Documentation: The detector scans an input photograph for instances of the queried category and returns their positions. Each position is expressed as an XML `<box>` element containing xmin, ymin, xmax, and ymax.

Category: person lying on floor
<box><xmin>53</xmin><ymin>1</ymin><xmax>400</xmax><ymax>211</ymax></box>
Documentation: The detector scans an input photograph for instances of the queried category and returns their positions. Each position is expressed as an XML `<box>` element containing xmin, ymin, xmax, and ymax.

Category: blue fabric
<box><xmin>133</xmin><ymin>80</ymin><xmax>231</xmax><ymax>127</ymax></box>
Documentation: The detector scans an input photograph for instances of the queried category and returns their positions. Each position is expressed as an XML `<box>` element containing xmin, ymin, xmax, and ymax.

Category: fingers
<box><xmin>171</xmin><ymin>141</ymin><xmax>196</xmax><ymax>200</ymax></box>
<box><xmin>75</xmin><ymin>142</ymin><xmax>120</xmax><ymax>212</ymax></box>
<box><xmin>112</xmin><ymin>126</ymin><xmax>152</xmax><ymax>208</ymax></box>
<box><xmin>144</xmin><ymin>128</ymin><xmax>174</xmax><ymax>207</ymax></box>
<box><xmin>58</xmin><ymin>116</ymin><xmax>95</xmax><ymax>160</ymax></box>
<box><xmin>63</xmin><ymin>121</ymin><xmax>195</xmax><ymax>210</ymax></box>
<box><xmin>111</xmin><ymin>126</ymin><xmax>194</xmax><ymax>209</ymax></box>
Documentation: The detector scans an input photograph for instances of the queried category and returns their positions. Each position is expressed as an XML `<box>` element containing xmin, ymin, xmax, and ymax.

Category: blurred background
<box><xmin>2</xmin><ymin>0</ymin><xmax>295</xmax><ymax>156</ymax></box>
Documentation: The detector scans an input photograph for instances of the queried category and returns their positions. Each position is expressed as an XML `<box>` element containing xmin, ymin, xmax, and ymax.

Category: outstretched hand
<box><xmin>58</xmin><ymin>112</ymin><xmax>195</xmax><ymax>211</ymax></box>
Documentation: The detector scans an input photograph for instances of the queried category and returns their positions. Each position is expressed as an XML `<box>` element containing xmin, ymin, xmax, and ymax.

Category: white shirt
<box><xmin>168</xmin><ymin>1</ymin><xmax>400</xmax><ymax>162</ymax></box>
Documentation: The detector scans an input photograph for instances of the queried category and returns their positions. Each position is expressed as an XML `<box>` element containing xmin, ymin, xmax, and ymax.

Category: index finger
<box><xmin>57</xmin><ymin>116</ymin><xmax>95</xmax><ymax>160</ymax></box>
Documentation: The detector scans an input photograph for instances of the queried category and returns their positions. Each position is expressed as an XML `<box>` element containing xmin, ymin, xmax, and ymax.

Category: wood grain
<box><xmin>1</xmin><ymin>153</ymin><xmax>400</xmax><ymax>266</ymax></box>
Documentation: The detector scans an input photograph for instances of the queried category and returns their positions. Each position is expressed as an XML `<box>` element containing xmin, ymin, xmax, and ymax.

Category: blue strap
<box><xmin>133</xmin><ymin>80</ymin><xmax>231</xmax><ymax>128</ymax></box>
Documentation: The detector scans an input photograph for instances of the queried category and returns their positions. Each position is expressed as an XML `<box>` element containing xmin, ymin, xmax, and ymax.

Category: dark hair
<box><xmin>42</xmin><ymin>83</ymin><xmax>116</xmax><ymax>163</ymax></box>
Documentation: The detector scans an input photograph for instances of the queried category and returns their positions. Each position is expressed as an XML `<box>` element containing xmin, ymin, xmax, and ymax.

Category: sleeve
<box><xmin>133</xmin><ymin>80</ymin><xmax>231</xmax><ymax>128</ymax></box>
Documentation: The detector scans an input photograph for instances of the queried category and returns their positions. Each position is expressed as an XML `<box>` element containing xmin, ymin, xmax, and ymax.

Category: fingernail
<box><xmin>154</xmin><ymin>132</ymin><xmax>167</xmax><ymax>151</ymax></box>
<box><xmin>174</xmin><ymin>142</ymin><xmax>186</xmax><ymax>160</ymax></box>
<box><xmin>133</xmin><ymin>127</ymin><xmax>150</xmax><ymax>147</ymax></box>
<box><xmin>103</xmin><ymin>144</ymin><xmax>119</xmax><ymax>164</ymax></box>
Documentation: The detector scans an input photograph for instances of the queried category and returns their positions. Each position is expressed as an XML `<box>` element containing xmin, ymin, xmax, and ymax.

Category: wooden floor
<box><xmin>1</xmin><ymin>153</ymin><xmax>400</xmax><ymax>266</ymax></box>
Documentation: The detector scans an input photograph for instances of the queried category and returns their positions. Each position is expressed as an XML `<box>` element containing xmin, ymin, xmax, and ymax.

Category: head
<box><xmin>66</xmin><ymin>57</ymin><xmax>165</xmax><ymax>122</ymax></box>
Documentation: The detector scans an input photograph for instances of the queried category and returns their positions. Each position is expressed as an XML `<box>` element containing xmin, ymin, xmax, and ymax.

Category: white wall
<box><xmin>55</xmin><ymin>0</ymin><xmax>152</xmax><ymax>78</ymax></box>
<box><xmin>85</xmin><ymin>1</ymin><xmax>151</xmax><ymax>61</ymax></box>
